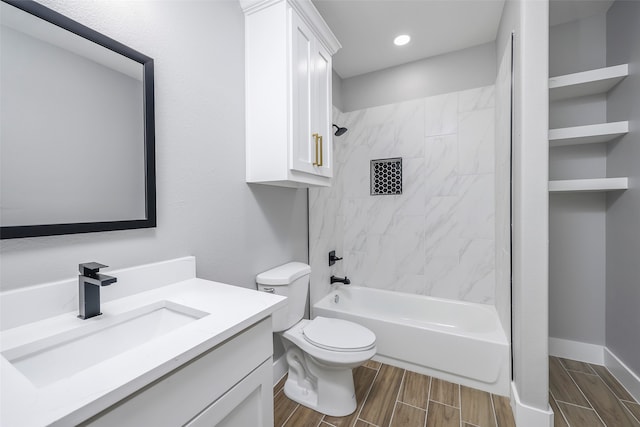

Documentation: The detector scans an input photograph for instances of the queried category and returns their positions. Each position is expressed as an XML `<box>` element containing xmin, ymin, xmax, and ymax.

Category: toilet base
<box><xmin>278</xmin><ymin>319</ymin><xmax>376</xmax><ymax>417</ymax></box>
<box><xmin>283</xmin><ymin>351</ymin><xmax>357</xmax><ymax>417</ymax></box>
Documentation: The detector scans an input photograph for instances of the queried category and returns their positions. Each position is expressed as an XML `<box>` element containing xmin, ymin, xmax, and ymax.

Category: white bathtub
<box><xmin>313</xmin><ymin>286</ymin><xmax>510</xmax><ymax>396</ymax></box>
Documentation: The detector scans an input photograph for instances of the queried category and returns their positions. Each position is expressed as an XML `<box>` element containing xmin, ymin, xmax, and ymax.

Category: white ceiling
<box><xmin>312</xmin><ymin>0</ymin><xmax>615</xmax><ymax>80</ymax></box>
<box><xmin>312</xmin><ymin>0</ymin><xmax>506</xmax><ymax>79</ymax></box>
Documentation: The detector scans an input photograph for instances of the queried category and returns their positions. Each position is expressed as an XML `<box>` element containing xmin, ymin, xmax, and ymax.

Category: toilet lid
<box><xmin>303</xmin><ymin>317</ymin><xmax>376</xmax><ymax>352</ymax></box>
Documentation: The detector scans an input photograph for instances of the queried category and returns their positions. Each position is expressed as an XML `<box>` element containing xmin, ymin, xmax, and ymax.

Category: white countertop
<box><xmin>0</xmin><ymin>278</ymin><xmax>285</xmax><ymax>427</ymax></box>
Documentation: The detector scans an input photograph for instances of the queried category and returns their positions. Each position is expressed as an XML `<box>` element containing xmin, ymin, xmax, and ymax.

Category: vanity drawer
<box><xmin>81</xmin><ymin>318</ymin><xmax>273</xmax><ymax>427</ymax></box>
<box><xmin>186</xmin><ymin>359</ymin><xmax>273</xmax><ymax>427</ymax></box>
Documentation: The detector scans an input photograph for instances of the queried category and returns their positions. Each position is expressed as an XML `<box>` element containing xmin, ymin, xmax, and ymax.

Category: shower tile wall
<box><xmin>309</xmin><ymin>86</ymin><xmax>495</xmax><ymax>308</ymax></box>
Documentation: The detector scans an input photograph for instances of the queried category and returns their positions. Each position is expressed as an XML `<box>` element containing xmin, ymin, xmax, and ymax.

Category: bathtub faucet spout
<box><xmin>330</xmin><ymin>275</ymin><xmax>350</xmax><ymax>285</ymax></box>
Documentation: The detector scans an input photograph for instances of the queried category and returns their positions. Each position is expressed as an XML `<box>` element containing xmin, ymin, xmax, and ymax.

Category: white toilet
<box><xmin>257</xmin><ymin>262</ymin><xmax>376</xmax><ymax>417</ymax></box>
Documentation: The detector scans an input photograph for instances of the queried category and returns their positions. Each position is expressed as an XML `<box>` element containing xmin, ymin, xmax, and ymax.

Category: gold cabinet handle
<box><xmin>318</xmin><ymin>135</ymin><xmax>323</xmax><ymax>166</ymax></box>
<box><xmin>312</xmin><ymin>133</ymin><xmax>319</xmax><ymax>166</ymax></box>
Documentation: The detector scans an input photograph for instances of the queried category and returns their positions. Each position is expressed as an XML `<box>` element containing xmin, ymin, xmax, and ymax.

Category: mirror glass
<box><xmin>0</xmin><ymin>0</ymin><xmax>155</xmax><ymax>239</ymax></box>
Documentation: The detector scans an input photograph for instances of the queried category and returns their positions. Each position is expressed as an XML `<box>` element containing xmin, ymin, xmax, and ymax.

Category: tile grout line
<box><xmin>589</xmin><ymin>364</ymin><xmax>640</xmax><ymax>424</ymax></box>
<box><xmin>557</xmin><ymin>356</ymin><xmax>597</xmax><ymax>412</ymax></box>
<box><xmin>621</xmin><ymin>402</ymin><xmax>640</xmax><ymax>425</ymax></box>
<box><xmin>388</xmin><ymin>369</ymin><xmax>407</xmax><ymax>426</ymax></box>
<box><xmin>560</xmin><ymin>363</ymin><xmax>609</xmax><ymax>427</ymax></box>
<box><xmin>458</xmin><ymin>382</ymin><xmax>463</xmax><ymax>427</ymax></box>
<box><xmin>557</xmin><ymin>392</ymin><xmax>608</xmax><ymax>427</ymax></box>
<box><xmin>429</xmin><ymin>400</ymin><xmax>463</xmax><ymax>411</ymax></box>
<box><xmin>281</xmin><ymin>403</ymin><xmax>300</xmax><ymax>427</ymax></box>
<box><xmin>423</xmin><ymin>376</ymin><xmax>431</xmax><ymax>427</ymax></box>
<box><xmin>567</xmin><ymin>360</ymin><xmax>640</xmax><ymax>427</ymax></box>
<box><xmin>559</xmin><ymin>357</ymin><xmax>597</xmax><ymax>376</ymax></box>
<box><xmin>554</xmin><ymin>398</ymin><xmax>598</xmax><ymax>410</ymax></box>
<box><xmin>352</xmin><ymin>362</ymin><xmax>383</xmax><ymax>427</ymax></box>
<box><xmin>549</xmin><ymin>389</ymin><xmax>571</xmax><ymax>427</ymax></box>
<box><xmin>620</xmin><ymin>396</ymin><xmax>640</xmax><ymax>423</ymax></box>
<box><xmin>552</xmin><ymin>394</ymin><xmax>595</xmax><ymax>411</ymax></box>
<box><xmin>398</xmin><ymin>401</ymin><xmax>429</xmax><ymax>412</ymax></box>
<box><xmin>490</xmin><ymin>392</ymin><xmax>498</xmax><ymax>427</ymax></box>
<box><xmin>565</xmin><ymin>368</ymin><xmax>599</xmax><ymax>377</ymax></box>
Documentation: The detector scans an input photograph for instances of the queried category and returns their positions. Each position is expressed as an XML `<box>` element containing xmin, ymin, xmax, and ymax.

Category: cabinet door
<box><xmin>186</xmin><ymin>359</ymin><xmax>273</xmax><ymax>427</ymax></box>
<box><xmin>312</xmin><ymin>41</ymin><xmax>333</xmax><ymax>178</ymax></box>
<box><xmin>290</xmin><ymin>11</ymin><xmax>315</xmax><ymax>175</ymax></box>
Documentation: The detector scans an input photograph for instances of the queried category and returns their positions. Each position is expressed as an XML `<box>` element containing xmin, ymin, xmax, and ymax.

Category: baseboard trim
<box><xmin>605</xmin><ymin>347</ymin><xmax>640</xmax><ymax>403</ymax></box>
<box><xmin>510</xmin><ymin>382</ymin><xmax>554</xmax><ymax>427</ymax></box>
<box><xmin>273</xmin><ymin>353</ymin><xmax>288</xmax><ymax>387</ymax></box>
<box><xmin>548</xmin><ymin>337</ymin><xmax>604</xmax><ymax>364</ymax></box>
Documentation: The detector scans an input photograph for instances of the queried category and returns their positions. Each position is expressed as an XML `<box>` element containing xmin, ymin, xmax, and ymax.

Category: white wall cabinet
<box><xmin>241</xmin><ymin>0</ymin><xmax>340</xmax><ymax>187</ymax></box>
<box><xmin>82</xmin><ymin>319</ymin><xmax>274</xmax><ymax>427</ymax></box>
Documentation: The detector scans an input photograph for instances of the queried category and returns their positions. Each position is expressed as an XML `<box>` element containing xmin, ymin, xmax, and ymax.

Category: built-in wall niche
<box><xmin>548</xmin><ymin>64</ymin><xmax>629</xmax><ymax>193</ymax></box>
<box><xmin>370</xmin><ymin>158</ymin><xmax>402</xmax><ymax>196</ymax></box>
<box><xmin>0</xmin><ymin>0</ymin><xmax>156</xmax><ymax>239</ymax></box>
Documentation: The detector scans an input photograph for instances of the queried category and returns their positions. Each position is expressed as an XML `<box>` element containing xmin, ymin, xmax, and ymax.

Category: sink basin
<box><xmin>2</xmin><ymin>301</ymin><xmax>209</xmax><ymax>387</ymax></box>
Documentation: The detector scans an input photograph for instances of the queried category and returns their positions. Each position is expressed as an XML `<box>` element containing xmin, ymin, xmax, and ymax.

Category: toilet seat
<box><xmin>303</xmin><ymin>317</ymin><xmax>376</xmax><ymax>352</ymax></box>
<box><xmin>282</xmin><ymin>318</ymin><xmax>376</xmax><ymax>367</ymax></box>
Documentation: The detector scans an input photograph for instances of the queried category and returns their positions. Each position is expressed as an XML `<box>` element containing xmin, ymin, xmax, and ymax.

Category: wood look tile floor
<box><xmin>274</xmin><ymin>357</ymin><xmax>640</xmax><ymax>427</ymax></box>
<box><xmin>273</xmin><ymin>360</ymin><xmax>515</xmax><ymax>427</ymax></box>
<box><xmin>549</xmin><ymin>356</ymin><xmax>640</xmax><ymax>427</ymax></box>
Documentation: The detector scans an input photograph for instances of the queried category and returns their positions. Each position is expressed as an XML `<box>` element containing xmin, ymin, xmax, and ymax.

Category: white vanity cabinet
<box><xmin>241</xmin><ymin>0</ymin><xmax>341</xmax><ymax>187</ymax></box>
<box><xmin>81</xmin><ymin>318</ymin><xmax>274</xmax><ymax>427</ymax></box>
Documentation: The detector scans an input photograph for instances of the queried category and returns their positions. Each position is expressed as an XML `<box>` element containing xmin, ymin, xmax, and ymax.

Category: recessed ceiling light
<box><xmin>393</xmin><ymin>34</ymin><xmax>411</xmax><ymax>46</ymax></box>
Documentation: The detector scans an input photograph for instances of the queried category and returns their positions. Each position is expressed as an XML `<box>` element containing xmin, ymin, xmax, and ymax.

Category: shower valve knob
<box><xmin>328</xmin><ymin>250</ymin><xmax>343</xmax><ymax>266</ymax></box>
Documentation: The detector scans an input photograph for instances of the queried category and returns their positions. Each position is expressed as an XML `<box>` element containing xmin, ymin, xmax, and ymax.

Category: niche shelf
<box><xmin>549</xmin><ymin>64</ymin><xmax>628</xmax><ymax>101</ymax></box>
<box><xmin>549</xmin><ymin>178</ymin><xmax>629</xmax><ymax>193</ymax></box>
<box><xmin>549</xmin><ymin>121</ymin><xmax>629</xmax><ymax>147</ymax></box>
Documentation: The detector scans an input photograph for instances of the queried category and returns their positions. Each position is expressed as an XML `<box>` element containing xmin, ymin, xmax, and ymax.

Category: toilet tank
<box><xmin>256</xmin><ymin>262</ymin><xmax>310</xmax><ymax>332</ymax></box>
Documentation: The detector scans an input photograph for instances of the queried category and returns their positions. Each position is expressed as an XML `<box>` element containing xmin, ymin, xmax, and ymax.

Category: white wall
<box><xmin>606</xmin><ymin>0</ymin><xmax>640</xmax><ymax>377</ymax></box>
<box><xmin>548</xmin><ymin>14</ymin><xmax>608</xmax><ymax>347</ymax></box>
<box><xmin>309</xmin><ymin>86</ymin><xmax>496</xmax><ymax>309</ymax></box>
<box><xmin>340</xmin><ymin>42</ymin><xmax>496</xmax><ymax>112</ymax></box>
<box><xmin>0</xmin><ymin>0</ymin><xmax>308</xmax><ymax>292</ymax></box>
<box><xmin>497</xmin><ymin>0</ymin><xmax>551</xmax><ymax>424</ymax></box>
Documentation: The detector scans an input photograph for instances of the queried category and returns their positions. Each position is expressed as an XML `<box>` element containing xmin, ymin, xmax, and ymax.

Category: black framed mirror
<box><xmin>0</xmin><ymin>0</ymin><xmax>156</xmax><ymax>239</ymax></box>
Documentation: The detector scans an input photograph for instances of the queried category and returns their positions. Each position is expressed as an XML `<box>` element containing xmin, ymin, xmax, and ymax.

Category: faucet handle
<box><xmin>79</xmin><ymin>262</ymin><xmax>108</xmax><ymax>276</ymax></box>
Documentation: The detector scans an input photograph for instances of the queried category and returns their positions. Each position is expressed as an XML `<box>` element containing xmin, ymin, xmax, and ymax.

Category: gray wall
<box><xmin>606</xmin><ymin>0</ymin><xmax>640</xmax><ymax>376</ymax></box>
<box><xmin>340</xmin><ymin>42</ymin><xmax>496</xmax><ymax>112</ymax></box>
<box><xmin>548</xmin><ymin>13</ymin><xmax>608</xmax><ymax>346</ymax></box>
<box><xmin>0</xmin><ymin>0</ymin><xmax>308</xmax><ymax>292</ymax></box>
<box><xmin>549</xmin><ymin>14</ymin><xmax>607</xmax><ymax>77</ymax></box>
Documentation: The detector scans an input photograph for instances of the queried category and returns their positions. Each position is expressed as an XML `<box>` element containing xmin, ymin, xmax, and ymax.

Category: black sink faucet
<box><xmin>78</xmin><ymin>262</ymin><xmax>117</xmax><ymax>319</ymax></box>
<box><xmin>330</xmin><ymin>275</ymin><xmax>351</xmax><ymax>285</ymax></box>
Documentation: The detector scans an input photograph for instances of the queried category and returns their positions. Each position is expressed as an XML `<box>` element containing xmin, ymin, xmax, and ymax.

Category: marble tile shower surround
<box><xmin>310</xmin><ymin>86</ymin><xmax>496</xmax><ymax>307</ymax></box>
